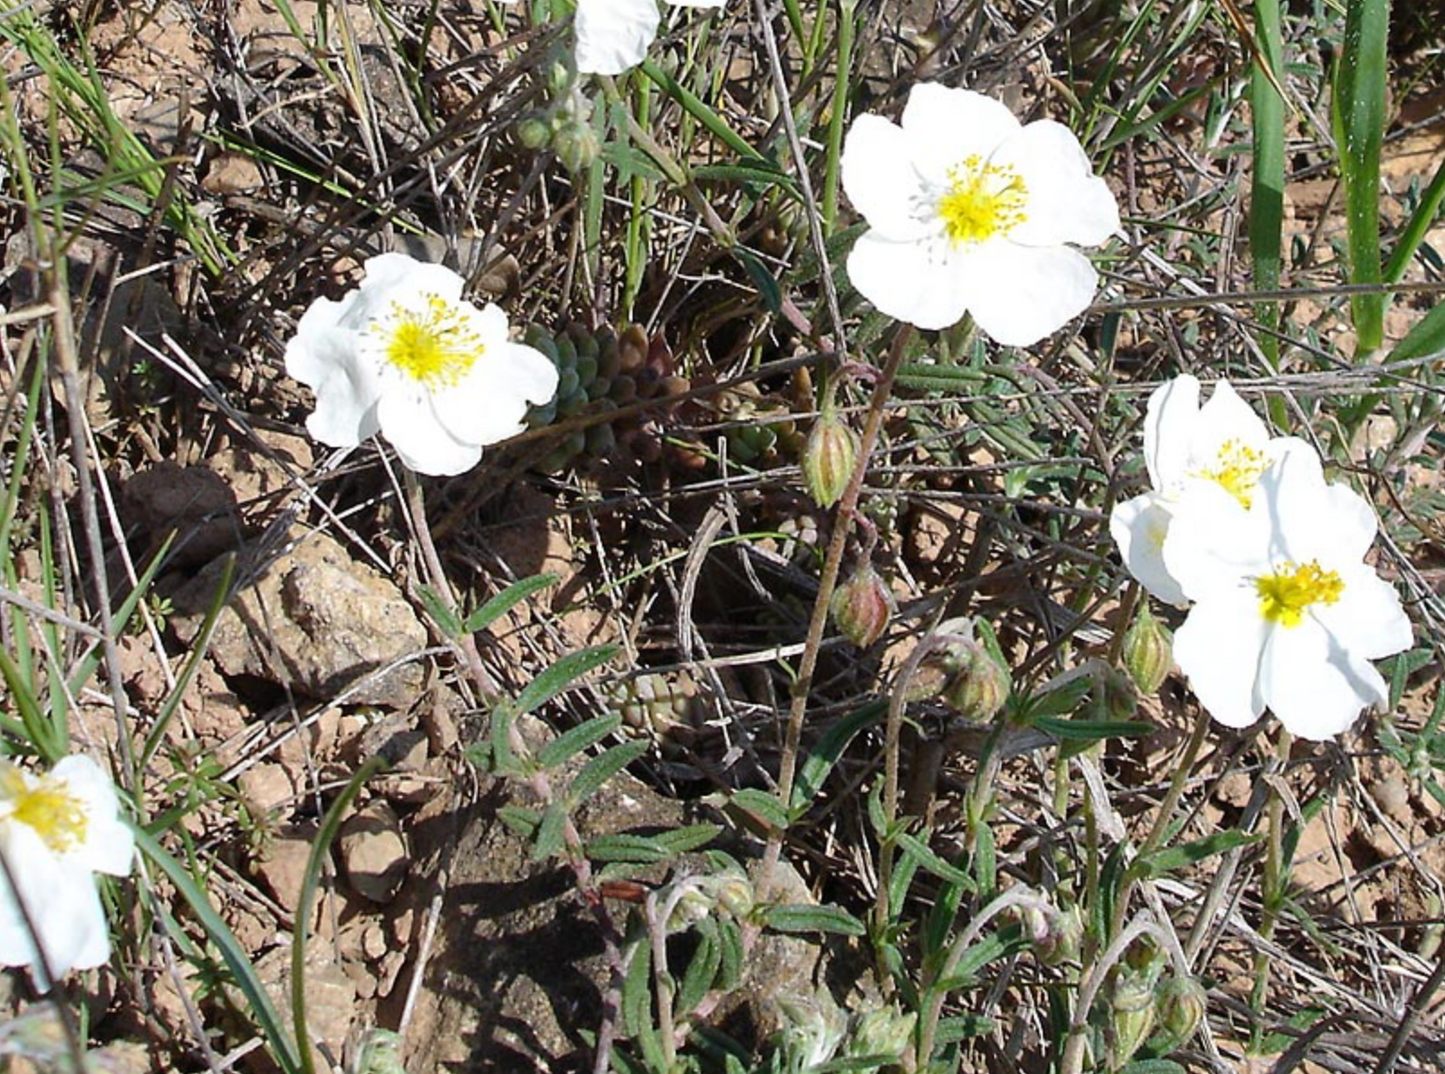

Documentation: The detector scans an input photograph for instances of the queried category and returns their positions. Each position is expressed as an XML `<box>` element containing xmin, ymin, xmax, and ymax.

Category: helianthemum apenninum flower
<box><xmin>285</xmin><ymin>253</ymin><xmax>559</xmax><ymax>476</ymax></box>
<box><xmin>840</xmin><ymin>83</ymin><xmax>1119</xmax><ymax>345</ymax></box>
<box><xmin>1163</xmin><ymin>448</ymin><xmax>1412</xmax><ymax>739</ymax></box>
<box><xmin>1110</xmin><ymin>375</ymin><xmax>1314</xmax><ymax>606</ymax></box>
<box><xmin>498</xmin><ymin>0</ymin><xmax>724</xmax><ymax>76</ymax></box>
<box><xmin>0</xmin><ymin>755</ymin><xmax>134</xmax><ymax>982</ymax></box>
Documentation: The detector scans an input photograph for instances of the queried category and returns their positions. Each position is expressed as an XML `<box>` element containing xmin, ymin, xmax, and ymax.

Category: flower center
<box><xmin>1</xmin><ymin>766</ymin><xmax>88</xmax><ymax>854</ymax></box>
<box><xmin>374</xmin><ymin>294</ymin><xmax>483</xmax><ymax>388</ymax></box>
<box><xmin>1254</xmin><ymin>560</ymin><xmax>1344</xmax><ymax>628</ymax></box>
<box><xmin>936</xmin><ymin>156</ymin><xmax>1028</xmax><ymax>246</ymax></box>
<box><xmin>1194</xmin><ymin>438</ymin><xmax>1267</xmax><ymax>508</ymax></box>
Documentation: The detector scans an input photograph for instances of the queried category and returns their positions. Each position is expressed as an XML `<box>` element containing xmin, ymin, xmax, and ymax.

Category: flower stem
<box><xmin>758</xmin><ymin>324</ymin><xmax>912</xmax><ymax>901</ymax></box>
<box><xmin>1249</xmin><ymin>725</ymin><xmax>1294</xmax><ymax>1050</ymax></box>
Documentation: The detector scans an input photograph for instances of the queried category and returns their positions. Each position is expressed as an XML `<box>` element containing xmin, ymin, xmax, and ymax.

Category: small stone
<box><xmin>339</xmin><ymin>800</ymin><xmax>409</xmax><ymax>903</ymax></box>
<box><xmin>201</xmin><ymin>151</ymin><xmax>263</xmax><ymax>194</ymax></box>
<box><xmin>252</xmin><ymin>826</ymin><xmax>317</xmax><ymax>915</ymax></box>
<box><xmin>362</xmin><ymin>923</ymin><xmax>388</xmax><ymax>960</ymax></box>
<box><xmin>237</xmin><ymin>763</ymin><xmax>293</xmax><ymax>817</ymax></box>
<box><xmin>1371</xmin><ymin>775</ymin><xmax>1412</xmax><ymax>826</ymax></box>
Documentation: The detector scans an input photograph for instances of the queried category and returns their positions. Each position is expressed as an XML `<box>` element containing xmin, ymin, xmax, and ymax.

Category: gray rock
<box><xmin>339</xmin><ymin>800</ymin><xmax>410</xmax><ymax>904</ymax></box>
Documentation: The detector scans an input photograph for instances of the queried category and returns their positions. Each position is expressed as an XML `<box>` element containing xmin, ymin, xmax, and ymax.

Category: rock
<box><xmin>123</xmin><ymin>460</ymin><xmax>240</xmax><ymax>568</ymax></box>
<box><xmin>201</xmin><ymin>151</ymin><xmax>263</xmax><ymax>195</ymax></box>
<box><xmin>237</xmin><ymin>763</ymin><xmax>294</xmax><ymax>817</ymax></box>
<box><xmin>340</xmin><ymin>800</ymin><xmax>410</xmax><ymax>903</ymax></box>
<box><xmin>250</xmin><ymin>940</ymin><xmax>358</xmax><ymax>1074</ymax></box>
<box><xmin>252</xmin><ymin>825</ymin><xmax>318</xmax><ymax>915</ymax></box>
<box><xmin>174</xmin><ymin>527</ymin><xmax>428</xmax><ymax>706</ymax></box>
<box><xmin>206</xmin><ymin>430</ymin><xmax>314</xmax><ymax>518</ymax></box>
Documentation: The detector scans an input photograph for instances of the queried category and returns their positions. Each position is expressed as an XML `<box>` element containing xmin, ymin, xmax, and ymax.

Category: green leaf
<box><xmin>490</xmin><ymin>703</ymin><xmax>519</xmax><ymax>776</ymax></box>
<box><xmin>1332</xmin><ymin>0</ymin><xmax>1390</xmax><ymax>352</ymax></box>
<box><xmin>1135</xmin><ymin>829</ymin><xmax>1260</xmax><ymax>879</ymax></box>
<box><xmin>730</xmin><ymin>787</ymin><xmax>790</xmax><ymax>832</ymax></box>
<box><xmin>569</xmin><ymin>739</ymin><xmax>650</xmax><ymax>805</ymax></box>
<box><xmin>896</xmin><ymin>830</ymin><xmax>973</xmax><ymax>888</ymax></box>
<box><xmin>293</xmin><ymin>758</ymin><xmax>384</xmax><ymax>1074</ymax></box>
<box><xmin>622</xmin><ymin>938</ymin><xmax>654</xmax><ymax>1038</ymax></box>
<box><xmin>759</xmin><ymin>903</ymin><xmax>866</xmax><ymax>937</ymax></box>
<box><xmin>1249</xmin><ymin>0</ymin><xmax>1286</xmax><ymax>376</ymax></box>
<box><xmin>1032</xmin><ymin>716</ymin><xmax>1153</xmax><ymax>742</ymax></box>
<box><xmin>416</xmin><ymin>584</ymin><xmax>463</xmax><ymax>638</ymax></box>
<box><xmin>934</xmin><ymin>925</ymin><xmax>1022</xmax><ymax>990</ymax></box>
<box><xmin>600</xmin><ymin>142</ymin><xmax>667</xmax><ymax>184</ymax></box>
<box><xmin>933</xmin><ymin>1014</ymin><xmax>996</xmax><ymax>1044</ymax></box>
<box><xmin>1386</xmin><ymin>158</ymin><xmax>1445</xmax><ymax>283</ymax></box>
<box><xmin>1119</xmin><ymin>1060</ymin><xmax>1187</xmax><ymax>1074</ymax></box>
<box><xmin>531</xmin><ymin>802</ymin><xmax>569</xmax><ymax>861</ymax></box>
<box><xmin>736</xmin><ymin>248</ymin><xmax>782</xmax><ymax>316</ymax></box>
<box><xmin>676</xmin><ymin>919</ymin><xmax>721</xmax><ymax>1015</ymax></box>
<box><xmin>791</xmin><ymin>701</ymin><xmax>884</xmax><ymax>814</ymax></box>
<box><xmin>462</xmin><ymin>573</ymin><xmax>559</xmax><ymax>634</ymax></box>
<box><xmin>496</xmin><ymin>805</ymin><xmax>542</xmax><ymax>839</ymax></box>
<box><xmin>1385</xmin><ymin>301</ymin><xmax>1445</xmax><ymax>365</ymax></box>
<box><xmin>514</xmin><ymin>645</ymin><xmax>618</xmax><ymax>716</ymax></box>
<box><xmin>537</xmin><ymin>713</ymin><xmax>622</xmax><ymax>770</ymax></box>
<box><xmin>132</xmin><ymin>825</ymin><xmax>302</xmax><ymax>1074</ymax></box>
<box><xmin>716</xmin><ymin>915</ymin><xmax>744</xmax><ymax>990</ymax></box>
<box><xmin>586</xmin><ymin>832</ymin><xmax>683</xmax><ymax>864</ymax></box>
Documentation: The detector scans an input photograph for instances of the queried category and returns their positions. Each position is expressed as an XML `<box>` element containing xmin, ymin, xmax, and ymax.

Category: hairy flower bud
<box><xmin>1098</xmin><ymin>665</ymin><xmax>1139</xmax><ymax>721</ymax></box>
<box><xmin>1156</xmin><ymin>976</ymin><xmax>1207</xmax><ymax>1045</ymax></box>
<box><xmin>831</xmin><ymin>564</ymin><xmax>894</xmax><ymax>648</ymax></box>
<box><xmin>516</xmin><ymin>116</ymin><xmax>553</xmax><ymax>150</ymax></box>
<box><xmin>1109</xmin><ymin>973</ymin><xmax>1157</xmax><ymax>1068</ymax></box>
<box><xmin>551</xmin><ymin>120</ymin><xmax>600</xmax><ymax>173</ymax></box>
<box><xmin>1123</xmin><ymin>602</ymin><xmax>1173</xmax><ymax>695</ymax></box>
<box><xmin>847</xmin><ymin>1005</ymin><xmax>916</xmax><ymax>1059</ymax></box>
<box><xmin>803</xmin><ymin>410</ymin><xmax>859</xmax><ymax>509</ymax></box>
<box><xmin>711</xmin><ymin>874</ymin><xmax>755</xmax><ymax>919</ymax></box>
<box><xmin>1035</xmin><ymin>904</ymin><xmax>1084</xmax><ymax>967</ymax></box>
<box><xmin>942</xmin><ymin>640</ymin><xmax>1011</xmax><ymax>720</ymax></box>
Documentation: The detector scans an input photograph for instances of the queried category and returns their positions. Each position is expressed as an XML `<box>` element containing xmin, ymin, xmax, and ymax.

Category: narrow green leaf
<box><xmin>490</xmin><ymin>703</ymin><xmax>519</xmax><ymax>776</ymax></box>
<box><xmin>132</xmin><ymin>825</ymin><xmax>302</xmax><ymax>1074</ymax></box>
<box><xmin>622</xmin><ymin>939</ymin><xmax>653</xmax><ymax>1038</ymax></box>
<box><xmin>585</xmin><ymin>832</ymin><xmax>679</xmax><ymax>864</ymax></box>
<box><xmin>569</xmin><ymin>739</ymin><xmax>650</xmax><ymax>805</ymax></box>
<box><xmin>0</xmin><ymin>647</ymin><xmax>61</xmax><ymax>761</ymax></box>
<box><xmin>1386</xmin><ymin>301</ymin><xmax>1445</xmax><ymax>365</ymax></box>
<box><xmin>1032</xmin><ymin>716</ymin><xmax>1153</xmax><ymax>742</ymax></box>
<box><xmin>416</xmin><ymin>585</ymin><xmax>463</xmax><ymax>639</ymax></box>
<box><xmin>1136</xmin><ymin>829</ymin><xmax>1260</xmax><ymax>878</ymax></box>
<box><xmin>730</xmin><ymin>787</ymin><xmax>790</xmax><ymax>832</ymax></box>
<box><xmin>462</xmin><ymin>573</ymin><xmax>559</xmax><ymax>634</ymax></box>
<box><xmin>736</xmin><ymin>248</ymin><xmax>783</xmax><ymax>316</ymax></box>
<box><xmin>293</xmin><ymin>759</ymin><xmax>384</xmax><ymax>1074</ymax></box>
<box><xmin>933</xmin><ymin>1014</ymin><xmax>996</xmax><ymax>1044</ymax></box>
<box><xmin>716</xmin><ymin>915</ymin><xmax>743</xmax><ymax>990</ymax></box>
<box><xmin>791</xmin><ymin>700</ymin><xmax>884</xmax><ymax>814</ymax></box>
<box><xmin>760</xmin><ymin>903</ymin><xmax>867</xmax><ymax>937</ymax></box>
<box><xmin>531</xmin><ymin>802</ymin><xmax>569</xmax><ymax>861</ymax></box>
<box><xmin>1119</xmin><ymin>1060</ymin><xmax>1187</xmax><ymax>1074</ymax></box>
<box><xmin>1386</xmin><ymin>157</ymin><xmax>1445</xmax><ymax>283</ymax></box>
<box><xmin>676</xmin><ymin>919</ymin><xmax>721</xmax><ymax>1015</ymax></box>
<box><xmin>496</xmin><ymin>805</ymin><xmax>542</xmax><ymax>839</ymax></box>
<box><xmin>514</xmin><ymin>645</ymin><xmax>618</xmax><ymax>716</ymax></box>
<box><xmin>1249</xmin><ymin>0</ymin><xmax>1286</xmax><ymax>377</ymax></box>
<box><xmin>896</xmin><ymin>831</ymin><xmax>973</xmax><ymax>888</ymax></box>
<box><xmin>537</xmin><ymin>713</ymin><xmax>622</xmax><ymax>770</ymax></box>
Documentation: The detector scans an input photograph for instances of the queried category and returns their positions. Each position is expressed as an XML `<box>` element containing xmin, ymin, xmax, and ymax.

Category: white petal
<box><xmin>1174</xmin><ymin>589</ymin><xmax>1269</xmax><ymax>729</ymax></box>
<box><xmin>0</xmin><ymin>827</ymin><xmax>110</xmax><ymax>980</ymax></box>
<box><xmin>334</xmin><ymin>255</ymin><xmax>465</xmax><ymax>331</ymax></box>
<box><xmin>575</xmin><ymin>0</ymin><xmax>660</xmax><ymax>75</ymax></box>
<box><xmin>900</xmin><ymin>84</ymin><xmax>1020</xmax><ymax>185</ymax></box>
<box><xmin>1251</xmin><ymin>444</ymin><xmax>1332</xmax><ymax>563</ymax></box>
<box><xmin>1142</xmin><ymin>374</ymin><xmax>1200</xmax><ymax>492</ymax></box>
<box><xmin>287</xmin><ymin>329</ymin><xmax>383</xmax><ymax>449</ymax></box>
<box><xmin>841</xmin><ymin>115</ymin><xmax>932</xmax><ymax>241</ymax></box>
<box><xmin>990</xmin><ymin>120</ymin><xmax>1118</xmax><ymax>248</ymax></box>
<box><xmin>1109</xmin><ymin>493</ymin><xmax>1187</xmax><ymax>607</ymax></box>
<box><xmin>1259</xmin><ymin>620</ymin><xmax>1382</xmax><ymax>740</ymax></box>
<box><xmin>846</xmin><ymin>233</ymin><xmax>971</xmax><ymax>331</ymax></box>
<box><xmin>1162</xmin><ymin>483</ymin><xmax>1270</xmax><ymax>603</ymax></box>
<box><xmin>377</xmin><ymin>391</ymin><xmax>484</xmax><ymax>476</ymax></box>
<box><xmin>667</xmin><ymin>0</ymin><xmax>724</xmax><ymax>6</ymax></box>
<box><xmin>957</xmin><ymin>242</ymin><xmax>1098</xmax><ymax>346</ymax></box>
<box><xmin>50</xmin><ymin>755</ymin><xmax>134</xmax><ymax>877</ymax></box>
<box><xmin>1189</xmin><ymin>380</ymin><xmax>1271</xmax><ymax>463</ymax></box>
<box><xmin>1316</xmin><ymin>565</ymin><xmax>1412</xmax><ymax>660</ymax></box>
<box><xmin>431</xmin><ymin>341</ymin><xmax>559</xmax><ymax>447</ymax></box>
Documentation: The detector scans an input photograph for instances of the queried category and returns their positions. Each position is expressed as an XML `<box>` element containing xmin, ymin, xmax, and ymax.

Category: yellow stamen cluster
<box><xmin>0</xmin><ymin>766</ymin><xmax>89</xmax><ymax>854</ymax></box>
<box><xmin>936</xmin><ymin>155</ymin><xmax>1028</xmax><ymax>246</ymax></box>
<box><xmin>375</xmin><ymin>294</ymin><xmax>484</xmax><ymax>388</ymax></box>
<box><xmin>1255</xmin><ymin>560</ymin><xmax>1345</xmax><ymax>628</ymax></box>
<box><xmin>1196</xmin><ymin>438</ymin><xmax>1268</xmax><ymax>508</ymax></box>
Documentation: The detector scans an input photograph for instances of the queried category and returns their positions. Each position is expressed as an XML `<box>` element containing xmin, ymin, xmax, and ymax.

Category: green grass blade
<box><xmin>132</xmin><ymin>824</ymin><xmax>303</xmax><ymax>1074</ymax></box>
<box><xmin>640</xmin><ymin>59</ymin><xmax>767</xmax><ymax>165</ymax></box>
<box><xmin>1384</xmin><ymin>156</ymin><xmax>1445</xmax><ymax>283</ymax></box>
<box><xmin>1332</xmin><ymin>0</ymin><xmax>1391</xmax><ymax>355</ymax></box>
<box><xmin>1249</xmin><ymin>0</ymin><xmax>1285</xmax><ymax>383</ymax></box>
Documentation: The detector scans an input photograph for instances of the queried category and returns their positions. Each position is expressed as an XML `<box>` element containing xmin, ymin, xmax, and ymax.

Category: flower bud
<box><xmin>802</xmin><ymin>411</ymin><xmax>859</xmax><ymax>509</ymax></box>
<box><xmin>1123</xmin><ymin>603</ymin><xmax>1173</xmax><ymax>695</ymax></box>
<box><xmin>847</xmin><ymin>1005</ymin><xmax>916</xmax><ymax>1059</ymax></box>
<box><xmin>668</xmin><ymin>885</ymin><xmax>714</xmax><ymax>929</ymax></box>
<box><xmin>1109</xmin><ymin>973</ymin><xmax>1156</xmax><ymax>1068</ymax></box>
<box><xmin>551</xmin><ymin>120</ymin><xmax>600</xmax><ymax>173</ymax></box>
<box><xmin>711</xmin><ymin>873</ymin><xmax>755</xmax><ymax>919</ymax></box>
<box><xmin>941</xmin><ymin>641</ymin><xmax>1011</xmax><ymax>721</ymax></box>
<box><xmin>1155</xmin><ymin>976</ymin><xmax>1207</xmax><ymax>1045</ymax></box>
<box><xmin>830</xmin><ymin>563</ymin><xmax>894</xmax><ymax>648</ymax></box>
<box><xmin>1035</xmin><ymin>904</ymin><xmax>1084</xmax><ymax>967</ymax></box>
<box><xmin>516</xmin><ymin>116</ymin><xmax>552</xmax><ymax>149</ymax></box>
<box><xmin>1098</xmin><ymin>665</ymin><xmax>1138</xmax><ymax>721</ymax></box>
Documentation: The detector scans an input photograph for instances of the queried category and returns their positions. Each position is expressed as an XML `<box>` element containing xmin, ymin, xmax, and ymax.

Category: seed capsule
<box><xmin>830</xmin><ymin>564</ymin><xmax>894</xmax><ymax>648</ymax></box>
<box><xmin>803</xmin><ymin>411</ymin><xmax>859</xmax><ymax>509</ymax></box>
<box><xmin>1123</xmin><ymin>602</ymin><xmax>1174</xmax><ymax>695</ymax></box>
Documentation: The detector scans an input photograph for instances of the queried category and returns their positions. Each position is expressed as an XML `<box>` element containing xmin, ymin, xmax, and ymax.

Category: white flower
<box><xmin>496</xmin><ymin>0</ymin><xmax>724</xmax><ymax>76</ymax></box>
<box><xmin>1162</xmin><ymin>448</ymin><xmax>1412</xmax><ymax>740</ymax></box>
<box><xmin>1110</xmin><ymin>375</ymin><xmax>1314</xmax><ymax>607</ymax></box>
<box><xmin>284</xmin><ymin>253</ymin><xmax>559</xmax><ymax>477</ymax></box>
<box><xmin>839</xmin><ymin>83</ymin><xmax>1118</xmax><ymax>344</ymax></box>
<box><xmin>0</xmin><ymin>755</ymin><xmax>134</xmax><ymax>981</ymax></box>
